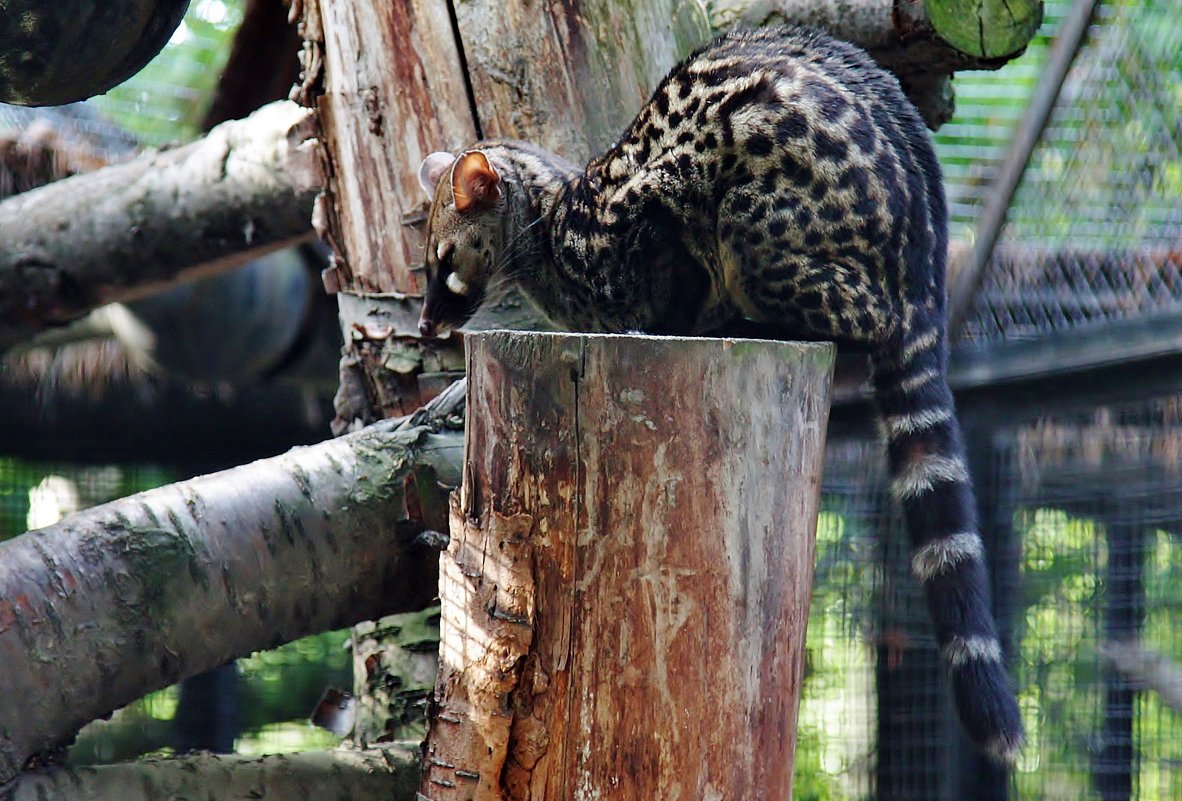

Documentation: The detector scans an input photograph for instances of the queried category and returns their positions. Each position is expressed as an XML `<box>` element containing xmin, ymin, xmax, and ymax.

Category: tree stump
<box><xmin>422</xmin><ymin>332</ymin><xmax>834</xmax><ymax>800</ymax></box>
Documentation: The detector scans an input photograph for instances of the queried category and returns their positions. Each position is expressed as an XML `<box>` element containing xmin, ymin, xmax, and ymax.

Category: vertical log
<box><xmin>423</xmin><ymin>332</ymin><xmax>834</xmax><ymax>800</ymax></box>
<box><xmin>453</xmin><ymin>2</ymin><xmax>712</xmax><ymax>161</ymax></box>
<box><xmin>296</xmin><ymin>0</ymin><xmax>477</xmax><ymax>421</ymax></box>
<box><xmin>306</xmin><ymin>0</ymin><xmax>475</xmax><ymax>293</ymax></box>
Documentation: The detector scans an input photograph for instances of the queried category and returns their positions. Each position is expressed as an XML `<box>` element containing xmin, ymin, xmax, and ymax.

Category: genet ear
<box><xmin>452</xmin><ymin>150</ymin><xmax>502</xmax><ymax>212</ymax></box>
<box><xmin>418</xmin><ymin>151</ymin><xmax>457</xmax><ymax>199</ymax></box>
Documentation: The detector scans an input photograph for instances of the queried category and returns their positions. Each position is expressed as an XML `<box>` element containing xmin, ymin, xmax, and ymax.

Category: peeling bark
<box><xmin>0</xmin><ymin>412</ymin><xmax>462</xmax><ymax>783</ymax></box>
<box><xmin>0</xmin><ymin>101</ymin><xmax>318</xmax><ymax>352</ymax></box>
<box><xmin>8</xmin><ymin>745</ymin><xmax>420</xmax><ymax>801</ymax></box>
<box><xmin>422</xmin><ymin>332</ymin><xmax>834</xmax><ymax>801</ymax></box>
<box><xmin>294</xmin><ymin>0</ymin><xmax>477</xmax><ymax>419</ymax></box>
<box><xmin>351</xmin><ymin>608</ymin><xmax>442</xmax><ymax>745</ymax></box>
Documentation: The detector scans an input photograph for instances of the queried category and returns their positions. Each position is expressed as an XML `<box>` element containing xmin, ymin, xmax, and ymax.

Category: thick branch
<box><xmin>0</xmin><ymin>0</ymin><xmax>189</xmax><ymax>106</ymax></box>
<box><xmin>9</xmin><ymin>746</ymin><xmax>420</xmax><ymax>801</ymax></box>
<box><xmin>0</xmin><ymin>414</ymin><xmax>462</xmax><ymax>783</ymax></box>
<box><xmin>0</xmin><ymin>101</ymin><xmax>320</xmax><ymax>352</ymax></box>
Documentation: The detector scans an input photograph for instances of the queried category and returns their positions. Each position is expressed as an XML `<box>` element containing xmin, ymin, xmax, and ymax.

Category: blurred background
<box><xmin>0</xmin><ymin>1</ymin><xmax>1179</xmax><ymax>799</ymax></box>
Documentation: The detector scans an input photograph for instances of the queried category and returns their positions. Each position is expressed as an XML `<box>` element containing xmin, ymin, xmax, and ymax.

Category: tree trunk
<box><xmin>0</xmin><ymin>409</ymin><xmax>461</xmax><ymax>783</ymax></box>
<box><xmin>452</xmin><ymin>0</ymin><xmax>711</xmax><ymax>161</ymax></box>
<box><xmin>0</xmin><ymin>101</ymin><xmax>317</xmax><ymax>352</ymax></box>
<box><xmin>422</xmin><ymin>332</ymin><xmax>834</xmax><ymax>800</ymax></box>
<box><xmin>294</xmin><ymin>0</ymin><xmax>477</xmax><ymax>424</ymax></box>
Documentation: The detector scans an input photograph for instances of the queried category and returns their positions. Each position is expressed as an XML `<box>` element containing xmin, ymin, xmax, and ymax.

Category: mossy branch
<box><xmin>0</xmin><ymin>410</ymin><xmax>462</xmax><ymax>783</ymax></box>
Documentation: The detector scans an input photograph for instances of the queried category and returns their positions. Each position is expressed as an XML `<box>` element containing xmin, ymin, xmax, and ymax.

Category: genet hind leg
<box><xmin>721</xmin><ymin>245</ymin><xmax>897</xmax><ymax>348</ymax></box>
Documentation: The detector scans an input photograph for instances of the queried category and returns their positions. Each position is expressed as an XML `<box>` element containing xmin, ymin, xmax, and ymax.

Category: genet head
<box><xmin>416</xmin><ymin>149</ymin><xmax>503</xmax><ymax>337</ymax></box>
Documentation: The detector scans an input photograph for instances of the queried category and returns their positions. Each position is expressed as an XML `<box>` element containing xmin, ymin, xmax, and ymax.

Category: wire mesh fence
<box><xmin>803</xmin><ymin>393</ymin><xmax>1182</xmax><ymax>801</ymax></box>
<box><xmin>796</xmin><ymin>4</ymin><xmax>1182</xmax><ymax>794</ymax></box>
<box><xmin>956</xmin><ymin>0</ymin><xmax>1182</xmax><ymax>342</ymax></box>
<box><xmin>1008</xmin><ymin>400</ymin><xmax>1182</xmax><ymax>801</ymax></box>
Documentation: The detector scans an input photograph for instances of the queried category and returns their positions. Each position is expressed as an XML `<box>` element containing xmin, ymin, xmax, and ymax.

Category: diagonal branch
<box><xmin>0</xmin><ymin>403</ymin><xmax>464</xmax><ymax>783</ymax></box>
<box><xmin>0</xmin><ymin>100</ymin><xmax>320</xmax><ymax>353</ymax></box>
<box><xmin>9</xmin><ymin>745</ymin><xmax>420</xmax><ymax>801</ymax></box>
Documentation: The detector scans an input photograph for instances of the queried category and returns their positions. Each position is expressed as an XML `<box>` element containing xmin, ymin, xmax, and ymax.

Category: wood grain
<box><xmin>424</xmin><ymin>332</ymin><xmax>834</xmax><ymax>800</ymax></box>
<box><xmin>453</xmin><ymin>1</ymin><xmax>712</xmax><ymax>162</ymax></box>
<box><xmin>312</xmin><ymin>0</ymin><xmax>477</xmax><ymax>292</ymax></box>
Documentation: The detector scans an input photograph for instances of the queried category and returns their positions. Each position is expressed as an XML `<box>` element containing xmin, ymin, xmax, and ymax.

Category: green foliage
<box><xmin>68</xmin><ymin>630</ymin><xmax>354</xmax><ymax>764</ymax></box>
<box><xmin>793</xmin><ymin>507</ymin><xmax>876</xmax><ymax>801</ymax></box>
<box><xmin>68</xmin><ymin>687</ymin><xmax>177</xmax><ymax>766</ymax></box>
<box><xmin>1011</xmin><ymin>509</ymin><xmax>1106</xmax><ymax>791</ymax></box>
<box><xmin>237</xmin><ymin>629</ymin><xmax>353</xmax><ymax>736</ymax></box>
<box><xmin>1011</xmin><ymin>510</ymin><xmax>1182</xmax><ymax>801</ymax></box>
<box><xmin>90</xmin><ymin>0</ymin><xmax>245</xmax><ymax>145</ymax></box>
<box><xmin>0</xmin><ymin>459</ymin><xmax>173</xmax><ymax>539</ymax></box>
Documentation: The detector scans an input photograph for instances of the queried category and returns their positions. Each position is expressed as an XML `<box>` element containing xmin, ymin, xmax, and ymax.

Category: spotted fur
<box><xmin>417</xmin><ymin>25</ymin><xmax>1023</xmax><ymax>762</ymax></box>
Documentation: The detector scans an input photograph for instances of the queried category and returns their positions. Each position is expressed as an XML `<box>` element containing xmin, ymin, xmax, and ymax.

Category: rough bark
<box><xmin>344</xmin><ymin>378</ymin><xmax>466</xmax><ymax>744</ymax></box>
<box><xmin>294</xmin><ymin>0</ymin><xmax>477</xmax><ymax>422</ymax></box>
<box><xmin>453</xmin><ymin>0</ymin><xmax>712</xmax><ymax>161</ymax></box>
<box><xmin>710</xmin><ymin>0</ymin><xmax>1044</xmax><ymax>127</ymax></box>
<box><xmin>0</xmin><ymin>413</ymin><xmax>462</xmax><ymax>783</ymax></box>
<box><xmin>0</xmin><ymin>101</ymin><xmax>318</xmax><ymax>352</ymax></box>
<box><xmin>8</xmin><ymin>745</ymin><xmax>420</xmax><ymax>801</ymax></box>
<box><xmin>422</xmin><ymin>332</ymin><xmax>834</xmax><ymax>801</ymax></box>
<box><xmin>296</xmin><ymin>0</ymin><xmax>475</xmax><ymax>294</ymax></box>
<box><xmin>352</xmin><ymin>607</ymin><xmax>442</xmax><ymax>745</ymax></box>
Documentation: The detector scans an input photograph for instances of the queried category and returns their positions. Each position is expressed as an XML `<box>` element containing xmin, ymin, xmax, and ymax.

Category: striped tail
<box><xmin>872</xmin><ymin>325</ymin><xmax>1024</xmax><ymax>764</ymax></box>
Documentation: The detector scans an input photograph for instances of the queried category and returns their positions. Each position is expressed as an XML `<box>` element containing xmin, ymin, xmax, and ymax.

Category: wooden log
<box><xmin>0</xmin><ymin>101</ymin><xmax>317</xmax><ymax>353</ymax></box>
<box><xmin>0</xmin><ymin>411</ymin><xmax>460</xmax><ymax>783</ymax></box>
<box><xmin>299</xmin><ymin>0</ymin><xmax>475</xmax><ymax>294</ymax></box>
<box><xmin>0</xmin><ymin>0</ymin><xmax>189</xmax><ymax>105</ymax></box>
<box><xmin>10</xmin><ymin>745</ymin><xmax>420</xmax><ymax>801</ymax></box>
<box><xmin>422</xmin><ymin>332</ymin><xmax>834</xmax><ymax>800</ymax></box>
<box><xmin>453</xmin><ymin>1</ymin><xmax>711</xmax><ymax>162</ymax></box>
<box><xmin>295</xmin><ymin>0</ymin><xmax>477</xmax><ymax>422</ymax></box>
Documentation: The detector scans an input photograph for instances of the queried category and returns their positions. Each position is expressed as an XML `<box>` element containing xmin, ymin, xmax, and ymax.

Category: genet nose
<box><xmin>418</xmin><ymin>318</ymin><xmax>436</xmax><ymax>337</ymax></box>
